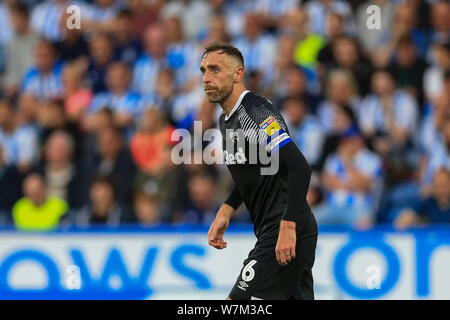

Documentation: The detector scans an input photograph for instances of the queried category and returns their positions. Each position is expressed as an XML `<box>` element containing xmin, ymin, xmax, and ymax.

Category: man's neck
<box><xmin>221</xmin><ymin>86</ymin><xmax>246</xmax><ymax>117</ymax></box>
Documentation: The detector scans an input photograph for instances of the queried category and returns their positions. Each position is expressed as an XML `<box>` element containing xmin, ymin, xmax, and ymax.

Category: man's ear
<box><xmin>234</xmin><ymin>66</ymin><xmax>244</xmax><ymax>83</ymax></box>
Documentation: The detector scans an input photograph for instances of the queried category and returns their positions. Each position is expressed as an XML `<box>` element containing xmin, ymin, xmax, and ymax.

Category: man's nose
<box><xmin>202</xmin><ymin>71</ymin><xmax>211</xmax><ymax>84</ymax></box>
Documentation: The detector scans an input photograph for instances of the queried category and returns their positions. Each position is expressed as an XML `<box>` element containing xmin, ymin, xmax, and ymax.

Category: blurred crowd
<box><xmin>0</xmin><ymin>0</ymin><xmax>448</xmax><ymax>231</ymax></box>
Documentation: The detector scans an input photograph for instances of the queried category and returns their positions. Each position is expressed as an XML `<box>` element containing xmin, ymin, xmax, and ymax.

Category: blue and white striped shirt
<box><xmin>317</xmin><ymin>98</ymin><xmax>361</xmax><ymax>133</ymax></box>
<box><xmin>167</xmin><ymin>42</ymin><xmax>201</xmax><ymax>89</ymax></box>
<box><xmin>132</xmin><ymin>54</ymin><xmax>169</xmax><ymax>95</ymax></box>
<box><xmin>359</xmin><ymin>90</ymin><xmax>419</xmax><ymax>135</ymax></box>
<box><xmin>323</xmin><ymin>149</ymin><xmax>383</xmax><ymax>208</ymax></box>
<box><xmin>284</xmin><ymin>114</ymin><xmax>325</xmax><ymax>165</ymax></box>
<box><xmin>21</xmin><ymin>62</ymin><xmax>64</xmax><ymax>100</ymax></box>
<box><xmin>305</xmin><ymin>0</ymin><xmax>355</xmax><ymax>36</ymax></box>
<box><xmin>31</xmin><ymin>0</ymin><xmax>68</xmax><ymax>41</ymax></box>
<box><xmin>257</xmin><ymin>0</ymin><xmax>301</xmax><ymax>17</ymax></box>
<box><xmin>417</xmin><ymin>114</ymin><xmax>443</xmax><ymax>156</ymax></box>
<box><xmin>89</xmin><ymin>91</ymin><xmax>143</xmax><ymax>119</ymax></box>
<box><xmin>0</xmin><ymin>125</ymin><xmax>39</xmax><ymax>166</ymax></box>
<box><xmin>423</xmin><ymin>140</ymin><xmax>450</xmax><ymax>186</ymax></box>
<box><xmin>233</xmin><ymin>34</ymin><xmax>277</xmax><ymax>87</ymax></box>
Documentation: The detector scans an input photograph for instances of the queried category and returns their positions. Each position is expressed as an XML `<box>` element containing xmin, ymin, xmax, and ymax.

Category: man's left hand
<box><xmin>275</xmin><ymin>220</ymin><xmax>296</xmax><ymax>266</ymax></box>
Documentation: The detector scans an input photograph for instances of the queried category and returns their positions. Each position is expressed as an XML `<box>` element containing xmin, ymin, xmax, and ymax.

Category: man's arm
<box><xmin>276</xmin><ymin>141</ymin><xmax>312</xmax><ymax>266</ymax></box>
<box><xmin>208</xmin><ymin>187</ymin><xmax>243</xmax><ymax>250</ymax></box>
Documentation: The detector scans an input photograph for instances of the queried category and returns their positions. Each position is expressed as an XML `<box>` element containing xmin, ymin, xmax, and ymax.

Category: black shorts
<box><xmin>228</xmin><ymin>215</ymin><xmax>318</xmax><ymax>300</ymax></box>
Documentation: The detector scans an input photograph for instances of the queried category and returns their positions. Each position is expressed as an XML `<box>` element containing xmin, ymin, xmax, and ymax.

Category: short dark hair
<box><xmin>202</xmin><ymin>42</ymin><xmax>244</xmax><ymax>68</ymax></box>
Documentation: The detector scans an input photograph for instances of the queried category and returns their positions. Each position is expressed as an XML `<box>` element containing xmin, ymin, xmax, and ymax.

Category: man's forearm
<box><xmin>217</xmin><ymin>203</ymin><xmax>236</xmax><ymax>219</ymax></box>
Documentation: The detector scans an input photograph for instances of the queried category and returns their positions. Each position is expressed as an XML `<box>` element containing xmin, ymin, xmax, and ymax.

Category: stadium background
<box><xmin>0</xmin><ymin>0</ymin><xmax>448</xmax><ymax>299</ymax></box>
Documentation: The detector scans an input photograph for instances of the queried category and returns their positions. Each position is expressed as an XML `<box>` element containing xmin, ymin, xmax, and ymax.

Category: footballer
<box><xmin>201</xmin><ymin>42</ymin><xmax>318</xmax><ymax>300</ymax></box>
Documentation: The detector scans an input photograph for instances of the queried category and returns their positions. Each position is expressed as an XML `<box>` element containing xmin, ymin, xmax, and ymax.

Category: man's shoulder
<box><xmin>241</xmin><ymin>92</ymin><xmax>279</xmax><ymax>122</ymax></box>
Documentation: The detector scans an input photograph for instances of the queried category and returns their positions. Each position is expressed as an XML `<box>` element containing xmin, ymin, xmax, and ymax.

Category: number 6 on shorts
<box><xmin>242</xmin><ymin>260</ymin><xmax>257</xmax><ymax>281</ymax></box>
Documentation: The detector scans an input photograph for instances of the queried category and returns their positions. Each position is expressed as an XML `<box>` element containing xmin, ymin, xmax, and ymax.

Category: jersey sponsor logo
<box><xmin>260</xmin><ymin>116</ymin><xmax>280</xmax><ymax>136</ymax></box>
<box><xmin>223</xmin><ymin>148</ymin><xmax>246</xmax><ymax>165</ymax></box>
<box><xmin>229</xmin><ymin>131</ymin><xmax>240</xmax><ymax>142</ymax></box>
<box><xmin>265</xmin><ymin>132</ymin><xmax>290</xmax><ymax>152</ymax></box>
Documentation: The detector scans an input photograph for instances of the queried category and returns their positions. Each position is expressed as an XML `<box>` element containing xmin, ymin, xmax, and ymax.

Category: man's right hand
<box><xmin>208</xmin><ymin>204</ymin><xmax>234</xmax><ymax>249</ymax></box>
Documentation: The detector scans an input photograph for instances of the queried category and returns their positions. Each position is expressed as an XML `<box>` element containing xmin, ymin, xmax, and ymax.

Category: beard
<box><xmin>204</xmin><ymin>78</ymin><xmax>234</xmax><ymax>104</ymax></box>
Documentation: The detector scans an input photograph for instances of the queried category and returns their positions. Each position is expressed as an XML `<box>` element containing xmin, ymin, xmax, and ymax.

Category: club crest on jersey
<box><xmin>260</xmin><ymin>116</ymin><xmax>280</xmax><ymax>136</ymax></box>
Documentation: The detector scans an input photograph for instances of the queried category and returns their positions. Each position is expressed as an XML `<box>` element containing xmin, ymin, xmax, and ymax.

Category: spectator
<box><xmin>88</xmin><ymin>61</ymin><xmax>141</xmax><ymax>129</ymax></box>
<box><xmin>388</xmin><ymin>35</ymin><xmax>428</xmax><ymax>108</ymax></box>
<box><xmin>418</xmin><ymin>92</ymin><xmax>449</xmax><ymax>158</ymax></box>
<box><xmin>0</xmin><ymin>143</ymin><xmax>22</xmax><ymax>224</ymax></box>
<box><xmin>282</xmin><ymin>97</ymin><xmax>325</xmax><ymax>167</ymax></box>
<box><xmin>37</xmin><ymin>99</ymin><xmax>83</xmax><ymax>155</ymax></box>
<box><xmin>85</xmin><ymin>33</ymin><xmax>114</xmax><ymax>94</ymax></box>
<box><xmin>329</xmin><ymin>36</ymin><xmax>374</xmax><ymax>96</ymax></box>
<box><xmin>315</xmin><ymin>126</ymin><xmax>383</xmax><ymax>229</ymax></box>
<box><xmin>284</xmin><ymin>8</ymin><xmax>325</xmax><ymax>74</ymax></box>
<box><xmin>0</xmin><ymin>100</ymin><xmax>38</xmax><ymax>172</ymax></box>
<box><xmin>429</xmin><ymin>0</ymin><xmax>450</xmax><ymax>45</ymax></box>
<box><xmin>21</xmin><ymin>39</ymin><xmax>64</xmax><ymax>101</ymax></box>
<box><xmin>74</xmin><ymin>175</ymin><xmax>135</xmax><ymax>226</ymax></box>
<box><xmin>110</xmin><ymin>9</ymin><xmax>142</xmax><ymax>66</ymax></box>
<box><xmin>177</xmin><ymin>170</ymin><xmax>220</xmax><ymax>224</ymax></box>
<box><xmin>128</xmin><ymin>0</ymin><xmax>164</xmax><ymax>39</ymax></box>
<box><xmin>305</xmin><ymin>0</ymin><xmax>355</xmax><ymax>37</ymax></box>
<box><xmin>132</xmin><ymin>24</ymin><xmax>169</xmax><ymax>95</ymax></box>
<box><xmin>33</xmin><ymin>130</ymin><xmax>84</xmax><ymax>210</ymax></box>
<box><xmin>62</xmin><ymin>61</ymin><xmax>93</xmax><ymax>122</ymax></box>
<box><xmin>317</xmin><ymin>69</ymin><xmax>360</xmax><ymax>133</ymax></box>
<box><xmin>359</xmin><ymin>69</ymin><xmax>418</xmax><ymax>177</ymax></box>
<box><xmin>276</xmin><ymin>64</ymin><xmax>321</xmax><ymax>113</ymax></box>
<box><xmin>12</xmin><ymin>173</ymin><xmax>68</xmax><ymax>231</ymax></box>
<box><xmin>160</xmin><ymin>0</ymin><xmax>212</xmax><ymax>41</ymax></box>
<box><xmin>256</xmin><ymin>0</ymin><xmax>301</xmax><ymax>30</ymax></box>
<box><xmin>394</xmin><ymin>169</ymin><xmax>450</xmax><ymax>228</ymax></box>
<box><xmin>81</xmin><ymin>0</ymin><xmax>122</xmax><ymax>33</ymax></box>
<box><xmin>316</xmin><ymin>104</ymin><xmax>360</xmax><ymax>172</ymax></box>
<box><xmin>202</xmin><ymin>14</ymin><xmax>230</xmax><ymax>45</ymax></box>
<box><xmin>423</xmin><ymin>40</ymin><xmax>450</xmax><ymax>104</ymax></box>
<box><xmin>164</xmin><ymin>15</ymin><xmax>200</xmax><ymax>92</ymax></box>
<box><xmin>130</xmin><ymin>107</ymin><xmax>175</xmax><ymax>175</ymax></box>
<box><xmin>83</xmin><ymin>125</ymin><xmax>136</xmax><ymax>205</ymax></box>
<box><xmin>30</xmin><ymin>0</ymin><xmax>67</xmax><ymax>41</ymax></box>
<box><xmin>54</xmin><ymin>9</ymin><xmax>89</xmax><ymax>62</ymax></box>
<box><xmin>270</xmin><ymin>33</ymin><xmax>298</xmax><ymax>99</ymax></box>
<box><xmin>317</xmin><ymin>11</ymin><xmax>345</xmax><ymax>77</ymax></box>
<box><xmin>420</xmin><ymin>116</ymin><xmax>450</xmax><ymax>197</ymax></box>
<box><xmin>3</xmin><ymin>3</ymin><xmax>40</xmax><ymax>99</ymax></box>
<box><xmin>133</xmin><ymin>190</ymin><xmax>161</xmax><ymax>225</ymax></box>
<box><xmin>233</xmin><ymin>12</ymin><xmax>277</xmax><ymax>89</ymax></box>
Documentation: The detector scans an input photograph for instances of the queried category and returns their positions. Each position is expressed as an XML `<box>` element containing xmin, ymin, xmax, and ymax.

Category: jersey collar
<box><xmin>224</xmin><ymin>90</ymin><xmax>249</xmax><ymax>121</ymax></box>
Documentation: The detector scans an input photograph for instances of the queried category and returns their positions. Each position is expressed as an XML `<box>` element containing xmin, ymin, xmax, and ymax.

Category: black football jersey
<box><xmin>219</xmin><ymin>91</ymin><xmax>312</xmax><ymax>238</ymax></box>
